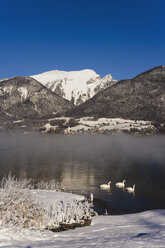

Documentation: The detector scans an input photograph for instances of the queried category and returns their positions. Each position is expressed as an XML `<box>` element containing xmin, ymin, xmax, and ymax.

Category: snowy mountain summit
<box><xmin>31</xmin><ymin>69</ymin><xmax>117</xmax><ymax>105</ymax></box>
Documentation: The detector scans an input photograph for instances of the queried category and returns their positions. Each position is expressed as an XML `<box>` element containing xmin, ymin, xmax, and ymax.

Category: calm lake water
<box><xmin>0</xmin><ymin>133</ymin><xmax>165</xmax><ymax>215</ymax></box>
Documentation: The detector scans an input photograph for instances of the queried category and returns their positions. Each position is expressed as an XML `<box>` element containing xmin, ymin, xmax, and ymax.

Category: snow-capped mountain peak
<box><xmin>31</xmin><ymin>69</ymin><xmax>117</xmax><ymax>105</ymax></box>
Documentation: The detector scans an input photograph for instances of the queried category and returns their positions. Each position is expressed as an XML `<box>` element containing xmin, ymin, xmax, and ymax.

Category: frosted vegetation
<box><xmin>0</xmin><ymin>175</ymin><xmax>94</xmax><ymax>231</ymax></box>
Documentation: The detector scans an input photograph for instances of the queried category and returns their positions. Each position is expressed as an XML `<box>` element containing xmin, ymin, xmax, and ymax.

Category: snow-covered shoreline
<box><xmin>0</xmin><ymin>190</ymin><xmax>165</xmax><ymax>247</ymax></box>
<box><xmin>1</xmin><ymin>209</ymin><xmax>165</xmax><ymax>247</ymax></box>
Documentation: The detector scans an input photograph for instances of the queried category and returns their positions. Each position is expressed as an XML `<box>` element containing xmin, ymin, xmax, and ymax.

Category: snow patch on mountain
<box><xmin>31</xmin><ymin>69</ymin><xmax>117</xmax><ymax>105</ymax></box>
<box><xmin>17</xmin><ymin>87</ymin><xmax>28</xmax><ymax>101</ymax></box>
<box><xmin>0</xmin><ymin>78</ymin><xmax>8</xmax><ymax>82</ymax></box>
<box><xmin>1</xmin><ymin>86</ymin><xmax>13</xmax><ymax>95</ymax></box>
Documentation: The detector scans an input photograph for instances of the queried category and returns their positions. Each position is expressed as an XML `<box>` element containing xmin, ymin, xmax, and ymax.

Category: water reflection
<box><xmin>61</xmin><ymin>161</ymin><xmax>95</xmax><ymax>192</ymax></box>
<box><xmin>0</xmin><ymin>133</ymin><xmax>165</xmax><ymax>214</ymax></box>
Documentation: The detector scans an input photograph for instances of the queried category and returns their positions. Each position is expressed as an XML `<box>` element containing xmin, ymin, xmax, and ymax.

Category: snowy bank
<box><xmin>0</xmin><ymin>209</ymin><xmax>165</xmax><ymax>247</ymax></box>
<box><xmin>0</xmin><ymin>177</ymin><xmax>94</xmax><ymax>233</ymax></box>
<box><xmin>1</xmin><ymin>177</ymin><xmax>165</xmax><ymax>247</ymax></box>
<box><xmin>31</xmin><ymin>190</ymin><xmax>84</xmax><ymax>205</ymax></box>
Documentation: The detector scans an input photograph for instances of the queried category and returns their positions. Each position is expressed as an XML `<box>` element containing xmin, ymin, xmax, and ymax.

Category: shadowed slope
<box><xmin>66</xmin><ymin>66</ymin><xmax>165</xmax><ymax>122</ymax></box>
<box><xmin>0</xmin><ymin>76</ymin><xmax>74</xmax><ymax>119</ymax></box>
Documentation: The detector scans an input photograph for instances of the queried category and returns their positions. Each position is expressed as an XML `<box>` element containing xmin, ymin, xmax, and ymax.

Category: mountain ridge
<box><xmin>31</xmin><ymin>69</ymin><xmax>117</xmax><ymax>105</ymax></box>
<box><xmin>66</xmin><ymin>65</ymin><xmax>165</xmax><ymax>122</ymax></box>
<box><xmin>0</xmin><ymin>76</ymin><xmax>74</xmax><ymax>119</ymax></box>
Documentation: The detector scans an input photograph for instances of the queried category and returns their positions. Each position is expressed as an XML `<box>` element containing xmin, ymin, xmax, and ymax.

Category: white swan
<box><xmin>116</xmin><ymin>180</ymin><xmax>126</xmax><ymax>188</ymax></box>
<box><xmin>125</xmin><ymin>184</ymin><xmax>136</xmax><ymax>193</ymax></box>
<box><xmin>100</xmin><ymin>181</ymin><xmax>111</xmax><ymax>189</ymax></box>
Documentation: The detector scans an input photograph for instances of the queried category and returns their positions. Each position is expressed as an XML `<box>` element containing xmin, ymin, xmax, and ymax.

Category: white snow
<box><xmin>0</xmin><ymin>206</ymin><xmax>165</xmax><ymax>247</ymax></box>
<box><xmin>48</xmin><ymin>117</ymin><xmax>71</xmax><ymax>124</ymax></box>
<box><xmin>67</xmin><ymin>117</ymin><xmax>153</xmax><ymax>133</ymax></box>
<box><xmin>39</xmin><ymin>117</ymin><xmax>153</xmax><ymax>134</ymax></box>
<box><xmin>0</xmin><ymin>86</ymin><xmax>13</xmax><ymax>95</ymax></box>
<box><xmin>0</xmin><ymin>78</ymin><xmax>8</xmax><ymax>82</ymax></box>
<box><xmin>31</xmin><ymin>190</ymin><xmax>84</xmax><ymax>206</ymax></box>
<box><xmin>0</xmin><ymin>180</ymin><xmax>164</xmax><ymax>247</ymax></box>
<box><xmin>13</xmin><ymin>119</ymin><xmax>24</xmax><ymax>123</ymax></box>
<box><xmin>31</xmin><ymin>69</ymin><xmax>117</xmax><ymax>105</ymax></box>
<box><xmin>17</xmin><ymin>87</ymin><xmax>28</xmax><ymax>101</ymax></box>
<box><xmin>42</xmin><ymin>123</ymin><xmax>58</xmax><ymax>132</ymax></box>
<box><xmin>70</xmin><ymin>125</ymin><xmax>90</xmax><ymax>132</ymax></box>
<box><xmin>43</xmin><ymin>123</ymin><xmax>52</xmax><ymax>132</ymax></box>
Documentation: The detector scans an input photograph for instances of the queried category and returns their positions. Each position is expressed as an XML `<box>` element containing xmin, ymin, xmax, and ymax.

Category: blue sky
<box><xmin>0</xmin><ymin>0</ymin><xmax>165</xmax><ymax>80</ymax></box>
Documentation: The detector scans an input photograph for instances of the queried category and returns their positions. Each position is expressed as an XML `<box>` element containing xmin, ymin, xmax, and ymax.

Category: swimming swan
<box><xmin>116</xmin><ymin>180</ymin><xmax>126</xmax><ymax>188</ymax></box>
<box><xmin>100</xmin><ymin>181</ymin><xmax>111</xmax><ymax>189</ymax></box>
<box><xmin>125</xmin><ymin>184</ymin><xmax>136</xmax><ymax>193</ymax></box>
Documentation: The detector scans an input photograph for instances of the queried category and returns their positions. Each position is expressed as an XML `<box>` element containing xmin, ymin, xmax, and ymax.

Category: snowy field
<box><xmin>0</xmin><ymin>209</ymin><xmax>165</xmax><ymax>247</ymax></box>
<box><xmin>0</xmin><ymin>176</ymin><xmax>165</xmax><ymax>247</ymax></box>
<box><xmin>40</xmin><ymin>117</ymin><xmax>154</xmax><ymax>134</ymax></box>
<box><xmin>0</xmin><ymin>190</ymin><xmax>165</xmax><ymax>247</ymax></box>
<box><xmin>70</xmin><ymin>117</ymin><xmax>153</xmax><ymax>132</ymax></box>
<box><xmin>0</xmin><ymin>177</ymin><xmax>94</xmax><ymax>247</ymax></box>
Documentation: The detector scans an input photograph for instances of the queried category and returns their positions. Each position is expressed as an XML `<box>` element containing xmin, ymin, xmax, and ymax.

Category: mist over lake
<box><xmin>0</xmin><ymin>133</ymin><xmax>165</xmax><ymax>214</ymax></box>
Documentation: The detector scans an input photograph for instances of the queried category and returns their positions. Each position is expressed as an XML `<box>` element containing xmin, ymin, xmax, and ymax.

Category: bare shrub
<box><xmin>45</xmin><ymin>199</ymin><xmax>94</xmax><ymax>230</ymax></box>
<box><xmin>0</xmin><ymin>175</ymin><xmax>47</xmax><ymax>230</ymax></box>
<box><xmin>0</xmin><ymin>175</ymin><xmax>94</xmax><ymax>231</ymax></box>
<box><xmin>35</xmin><ymin>179</ymin><xmax>64</xmax><ymax>191</ymax></box>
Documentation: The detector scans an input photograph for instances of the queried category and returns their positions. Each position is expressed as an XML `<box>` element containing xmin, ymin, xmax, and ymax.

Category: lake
<box><xmin>0</xmin><ymin>133</ymin><xmax>165</xmax><ymax>215</ymax></box>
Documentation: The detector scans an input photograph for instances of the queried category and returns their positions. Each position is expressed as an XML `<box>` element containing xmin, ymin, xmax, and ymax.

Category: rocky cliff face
<box><xmin>66</xmin><ymin>66</ymin><xmax>165</xmax><ymax>122</ymax></box>
<box><xmin>0</xmin><ymin>76</ymin><xmax>74</xmax><ymax>119</ymax></box>
<box><xmin>31</xmin><ymin>69</ymin><xmax>117</xmax><ymax>105</ymax></box>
